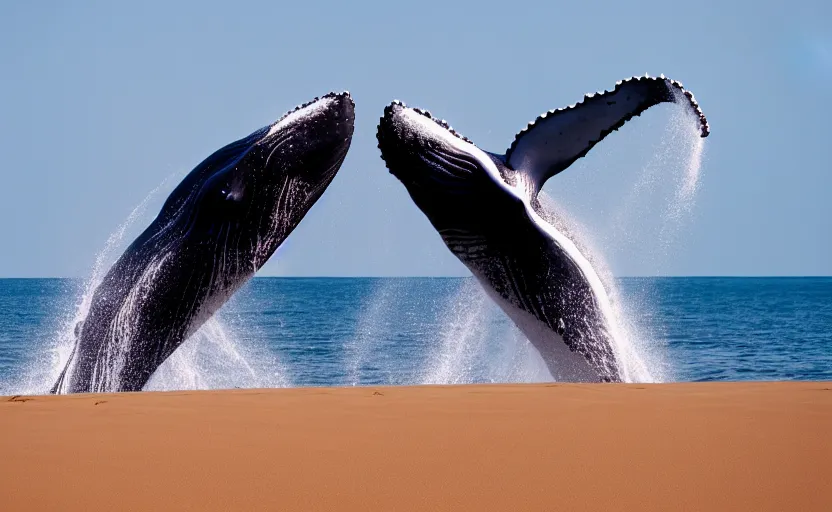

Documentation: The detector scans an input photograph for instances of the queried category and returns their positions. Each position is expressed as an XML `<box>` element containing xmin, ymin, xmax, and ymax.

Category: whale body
<box><xmin>53</xmin><ymin>92</ymin><xmax>355</xmax><ymax>393</ymax></box>
<box><xmin>377</xmin><ymin>76</ymin><xmax>709</xmax><ymax>382</ymax></box>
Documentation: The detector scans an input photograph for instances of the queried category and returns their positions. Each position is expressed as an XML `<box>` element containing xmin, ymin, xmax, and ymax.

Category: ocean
<box><xmin>0</xmin><ymin>276</ymin><xmax>830</xmax><ymax>394</ymax></box>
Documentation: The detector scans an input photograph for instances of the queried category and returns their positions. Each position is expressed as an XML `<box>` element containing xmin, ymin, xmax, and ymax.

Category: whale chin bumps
<box><xmin>53</xmin><ymin>92</ymin><xmax>355</xmax><ymax>394</ymax></box>
<box><xmin>378</xmin><ymin>75</ymin><xmax>710</xmax><ymax>383</ymax></box>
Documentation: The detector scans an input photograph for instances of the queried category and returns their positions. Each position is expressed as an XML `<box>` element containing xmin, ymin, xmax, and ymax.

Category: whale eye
<box><xmin>219</xmin><ymin>185</ymin><xmax>241</xmax><ymax>202</ymax></box>
<box><xmin>208</xmin><ymin>174</ymin><xmax>245</xmax><ymax>206</ymax></box>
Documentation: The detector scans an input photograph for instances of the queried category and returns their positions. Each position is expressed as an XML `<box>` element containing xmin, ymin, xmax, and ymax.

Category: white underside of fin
<box><xmin>506</xmin><ymin>76</ymin><xmax>707</xmax><ymax>191</ymax></box>
<box><xmin>509</xmin><ymin>97</ymin><xmax>648</xmax><ymax>179</ymax></box>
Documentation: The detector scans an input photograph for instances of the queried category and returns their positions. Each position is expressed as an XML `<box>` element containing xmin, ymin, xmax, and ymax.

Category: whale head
<box><xmin>377</xmin><ymin>101</ymin><xmax>520</xmax><ymax>237</ymax></box>
<box><xmin>158</xmin><ymin>92</ymin><xmax>355</xmax><ymax>271</ymax></box>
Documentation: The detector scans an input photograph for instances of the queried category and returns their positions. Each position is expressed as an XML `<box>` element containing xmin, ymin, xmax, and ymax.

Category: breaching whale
<box><xmin>377</xmin><ymin>75</ymin><xmax>709</xmax><ymax>382</ymax></box>
<box><xmin>53</xmin><ymin>92</ymin><xmax>355</xmax><ymax>393</ymax></box>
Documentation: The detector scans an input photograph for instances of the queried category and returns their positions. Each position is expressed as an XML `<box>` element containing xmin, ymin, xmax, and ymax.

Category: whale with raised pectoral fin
<box><xmin>377</xmin><ymin>75</ymin><xmax>709</xmax><ymax>382</ymax></box>
<box><xmin>53</xmin><ymin>92</ymin><xmax>355</xmax><ymax>393</ymax></box>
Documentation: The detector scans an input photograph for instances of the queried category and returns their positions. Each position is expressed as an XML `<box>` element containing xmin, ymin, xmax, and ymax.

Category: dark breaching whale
<box><xmin>53</xmin><ymin>92</ymin><xmax>355</xmax><ymax>393</ymax></box>
<box><xmin>377</xmin><ymin>75</ymin><xmax>709</xmax><ymax>382</ymax></box>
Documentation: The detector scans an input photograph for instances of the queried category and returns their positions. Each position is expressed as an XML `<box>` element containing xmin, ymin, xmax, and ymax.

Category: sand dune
<box><xmin>1</xmin><ymin>382</ymin><xmax>830</xmax><ymax>511</ymax></box>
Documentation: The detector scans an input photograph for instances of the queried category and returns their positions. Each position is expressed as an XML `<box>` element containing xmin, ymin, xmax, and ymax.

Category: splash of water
<box><xmin>537</xmin><ymin>193</ymin><xmax>661</xmax><ymax>382</ymax></box>
<box><xmin>420</xmin><ymin>279</ymin><xmax>550</xmax><ymax>385</ymax></box>
<box><xmin>533</xmin><ymin>106</ymin><xmax>706</xmax><ymax>382</ymax></box>
<box><xmin>27</xmin><ymin>173</ymin><xmax>287</xmax><ymax>394</ymax></box>
<box><xmin>602</xmin><ymin>99</ymin><xmax>707</xmax><ymax>273</ymax></box>
<box><xmin>146</xmin><ymin>314</ymin><xmax>290</xmax><ymax>391</ymax></box>
<box><xmin>419</xmin><ymin>279</ymin><xmax>489</xmax><ymax>384</ymax></box>
<box><xmin>657</xmin><ymin>104</ymin><xmax>706</xmax><ymax>257</ymax></box>
<box><xmin>22</xmin><ymin>181</ymin><xmax>170</xmax><ymax>394</ymax></box>
<box><xmin>344</xmin><ymin>279</ymin><xmax>401</xmax><ymax>386</ymax></box>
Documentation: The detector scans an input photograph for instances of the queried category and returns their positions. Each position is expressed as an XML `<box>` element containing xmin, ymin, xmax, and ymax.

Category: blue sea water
<box><xmin>0</xmin><ymin>277</ymin><xmax>830</xmax><ymax>394</ymax></box>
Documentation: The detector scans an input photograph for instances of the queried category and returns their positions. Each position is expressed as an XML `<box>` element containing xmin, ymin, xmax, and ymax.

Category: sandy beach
<box><xmin>1</xmin><ymin>382</ymin><xmax>830</xmax><ymax>511</ymax></box>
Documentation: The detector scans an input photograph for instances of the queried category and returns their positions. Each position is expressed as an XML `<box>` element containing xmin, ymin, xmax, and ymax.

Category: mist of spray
<box><xmin>145</xmin><ymin>314</ymin><xmax>291</xmax><ymax>391</ymax></box>
<box><xmin>602</xmin><ymin>96</ymin><xmax>707</xmax><ymax>273</ymax></box>
<box><xmin>25</xmin><ymin>174</ymin><xmax>289</xmax><ymax>394</ymax></box>
<box><xmin>344</xmin><ymin>279</ymin><xmax>402</xmax><ymax>386</ymax></box>
<box><xmin>535</xmin><ymin>103</ymin><xmax>707</xmax><ymax>382</ymax></box>
<box><xmin>19</xmin><ymin>180</ymin><xmax>170</xmax><ymax>394</ymax></box>
<box><xmin>537</xmin><ymin>193</ymin><xmax>663</xmax><ymax>382</ymax></box>
<box><xmin>419</xmin><ymin>279</ymin><xmax>551</xmax><ymax>385</ymax></box>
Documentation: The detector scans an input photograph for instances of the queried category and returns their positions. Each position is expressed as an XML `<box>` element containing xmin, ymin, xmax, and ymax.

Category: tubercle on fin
<box><xmin>646</xmin><ymin>74</ymin><xmax>710</xmax><ymax>137</ymax></box>
<box><xmin>506</xmin><ymin>74</ymin><xmax>710</xmax><ymax>162</ymax></box>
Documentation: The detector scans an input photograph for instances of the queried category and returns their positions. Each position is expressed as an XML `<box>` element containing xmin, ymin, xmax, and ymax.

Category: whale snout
<box><xmin>377</xmin><ymin>101</ymin><xmax>485</xmax><ymax>190</ymax></box>
<box><xmin>303</xmin><ymin>91</ymin><xmax>355</xmax><ymax>146</ymax></box>
<box><xmin>267</xmin><ymin>91</ymin><xmax>354</xmax><ymax>144</ymax></box>
<box><xmin>377</xmin><ymin>102</ymin><xmax>467</xmax><ymax>158</ymax></box>
<box><xmin>258</xmin><ymin>91</ymin><xmax>355</xmax><ymax>181</ymax></box>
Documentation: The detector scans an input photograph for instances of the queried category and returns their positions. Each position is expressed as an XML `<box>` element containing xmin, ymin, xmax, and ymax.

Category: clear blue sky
<box><xmin>1</xmin><ymin>1</ymin><xmax>829</xmax><ymax>277</ymax></box>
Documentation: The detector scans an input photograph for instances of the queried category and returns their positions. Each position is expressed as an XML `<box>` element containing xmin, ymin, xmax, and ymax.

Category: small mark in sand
<box><xmin>94</xmin><ymin>401</ymin><xmax>107</xmax><ymax>406</ymax></box>
<box><xmin>8</xmin><ymin>395</ymin><xmax>32</xmax><ymax>403</ymax></box>
<box><xmin>372</xmin><ymin>391</ymin><xmax>384</xmax><ymax>396</ymax></box>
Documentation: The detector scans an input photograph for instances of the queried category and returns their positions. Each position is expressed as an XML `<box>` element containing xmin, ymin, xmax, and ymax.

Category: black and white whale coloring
<box><xmin>378</xmin><ymin>75</ymin><xmax>709</xmax><ymax>382</ymax></box>
<box><xmin>53</xmin><ymin>92</ymin><xmax>355</xmax><ymax>393</ymax></box>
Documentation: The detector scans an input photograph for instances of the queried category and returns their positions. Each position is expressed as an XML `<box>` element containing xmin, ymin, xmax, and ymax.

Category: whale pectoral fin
<box><xmin>505</xmin><ymin>75</ymin><xmax>709</xmax><ymax>192</ymax></box>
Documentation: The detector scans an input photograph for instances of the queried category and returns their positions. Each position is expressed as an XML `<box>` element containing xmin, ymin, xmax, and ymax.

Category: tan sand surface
<box><xmin>1</xmin><ymin>382</ymin><xmax>830</xmax><ymax>511</ymax></box>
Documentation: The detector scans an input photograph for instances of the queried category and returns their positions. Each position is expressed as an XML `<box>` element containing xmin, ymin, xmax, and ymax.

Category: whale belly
<box><xmin>472</xmin><ymin>274</ymin><xmax>600</xmax><ymax>382</ymax></box>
